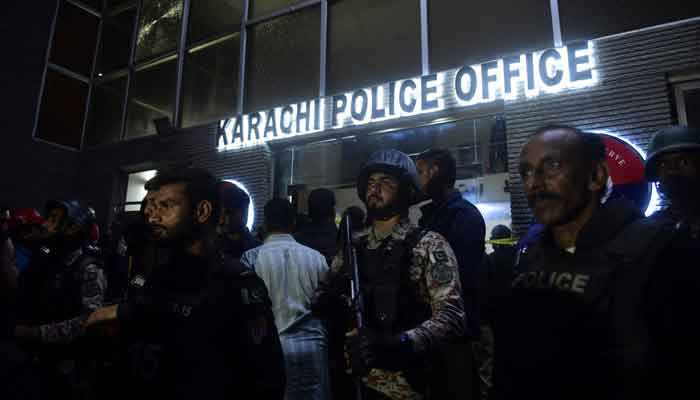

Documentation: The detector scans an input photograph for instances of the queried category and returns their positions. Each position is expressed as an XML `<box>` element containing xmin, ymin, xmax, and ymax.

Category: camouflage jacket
<box><xmin>314</xmin><ymin>218</ymin><xmax>465</xmax><ymax>399</ymax></box>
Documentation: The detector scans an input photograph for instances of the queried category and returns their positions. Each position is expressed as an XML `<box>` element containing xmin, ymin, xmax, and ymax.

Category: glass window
<box><xmin>250</xmin><ymin>0</ymin><xmax>308</xmax><ymax>19</ymax></box>
<box><xmin>182</xmin><ymin>36</ymin><xmax>240</xmax><ymax>127</ymax></box>
<box><xmin>135</xmin><ymin>0</ymin><xmax>183</xmax><ymax>61</ymax></box>
<box><xmin>125</xmin><ymin>58</ymin><xmax>178</xmax><ymax>138</ymax></box>
<box><xmin>76</xmin><ymin>0</ymin><xmax>104</xmax><ymax>11</ymax></box>
<box><xmin>559</xmin><ymin>0</ymin><xmax>700</xmax><ymax>42</ymax></box>
<box><xmin>275</xmin><ymin>116</ymin><xmax>511</xmax><ymax>236</ymax></box>
<box><xmin>429</xmin><ymin>0</ymin><xmax>552</xmax><ymax>73</ymax></box>
<box><xmin>96</xmin><ymin>8</ymin><xmax>137</xmax><ymax>75</ymax></box>
<box><xmin>125</xmin><ymin>170</ymin><xmax>157</xmax><ymax>211</ymax></box>
<box><xmin>50</xmin><ymin>1</ymin><xmax>100</xmax><ymax>76</ymax></box>
<box><xmin>107</xmin><ymin>0</ymin><xmax>134</xmax><ymax>8</ymax></box>
<box><xmin>187</xmin><ymin>0</ymin><xmax>243</xmax><ymax>45</ymax></box>
<box><xmin>684</xmin><ymin>89</ymin><xmax>700</xmax><ymax>128</ymax></box>
<box><xmin>676</xmin><ymin>82</ymin><xmax>700</xmax><ymax>128</ymax></box>
<box><xmin>328</xmin><ymin>0</ymin><xmax>421</xmax><ymax>95</ymax></box>
<box><xmin>245</xmin><ymin>6</ymin><xmax>320</xmax><ymax>113</ymax></box>
<box><xmin>85</xmin><ymin>75</ymin><xmax>127</xmax><ymax>146</ymax></box>
<box><xmin>36</xmin><ymin>70</ymin><xmax>89</xmax><ymax>149</ymax></box>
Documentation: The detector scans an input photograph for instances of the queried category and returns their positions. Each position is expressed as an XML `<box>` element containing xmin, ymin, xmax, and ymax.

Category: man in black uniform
<box><xmin>645</xmin><ymin>125</ymin><xmax>700</xmax><ymax>238</ymax></box>
<box><xmin>313</xmin><ymin>149</ymin><xmax>466</xmax><ymax>399</ymax></box>
<box><xmin>493</xmin><ymin>125</ymin><xmax>698</xmax><ymax>400</ymax></box>
<box><xmin>294</xmin><ymin>188</ymin><xmax>339</xmax><ymax>266</ymax></box>
<box><xmin>415</xmin><ymin>148</ymin><xmax>485</xmax><ymax>399</ymax></box>
<box><xmin>15</xmin><ymin>200</ymin><xmax>106</xmax><ymax>397</ymax></box>
<box><xmin>217</xmin><ymin>180</ymin><xmax>260</xmax><ymax>259</ymax></box>
<box><xmin>416</xmin><ymin>148</ymin><xmax>485</xmax><ymax>339</ymax></box>
<box><xmin>86</xmin><ymin>168</ymin><xmax>285</xmax><ymax>399</ymax></box>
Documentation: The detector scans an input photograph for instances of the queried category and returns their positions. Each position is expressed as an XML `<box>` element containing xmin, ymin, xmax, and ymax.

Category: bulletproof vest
<box><xmin>127</xmin><ymin>253</ymin><xmax>273</xmax><ymax>398</ymax></box>
<box><xmin>356</xmin><ymin>230</ymin><xmax>431</xmax><ymax>335</ymax></box>
<box><xmin>500</xmin><ymin>218</ymin><xmax>674</xmax><ymax>399</ymax></box>
<box><xmin>33</xmin><ymin>250</ymin><xmax>101</xmax><ymax>325</ymax></box>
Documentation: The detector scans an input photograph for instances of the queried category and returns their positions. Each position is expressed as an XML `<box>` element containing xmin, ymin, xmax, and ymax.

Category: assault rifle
<box><xmin>341</xmin><ymin>211</ymin><xmax>365</xmax><ymax>400</ymax></box>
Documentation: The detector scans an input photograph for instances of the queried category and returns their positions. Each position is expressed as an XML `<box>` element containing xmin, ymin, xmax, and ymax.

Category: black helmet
<box><xmin>490</xmin><ymin>224</ymin><xmax>512</xmax><ymax>240</ymax></box>
<box><xmin>645</xmin><ymin>126</ymin><xmax>700</xmax><ymax>181</ymax></box>
<box><xmin>357</xmin><ymin>149</ymin><xmax>421</xmax><ymax>203</ymax></box>
<box><xmin>45</xmin><ymin>200</ymin><xmax>94</xmax><ymax>229</ymax></box>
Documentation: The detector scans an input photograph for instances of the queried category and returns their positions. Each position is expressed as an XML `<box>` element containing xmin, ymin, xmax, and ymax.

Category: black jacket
<box><xmin>117</xmin><ymin>251</ymin><xmax>286</xmax><ymax>400</ymax></box>
<box><xmin>420</xmin><ymin>191</ymin><xmax>485</xmax><ymax>339</ymax></box>
<box><xmin>294</xmin><ymin>221</ymin><xmax>338</xmax><ymax>266</ymax></box>
<box><xmin>220</xmin><ymin>227</ymin><xmax>261</xmax><ymax>260</ymax></box>
<box><xmin>492</xmin><ymin>198</ymin><xmax>699</xmax><ymax>400</ymax></box>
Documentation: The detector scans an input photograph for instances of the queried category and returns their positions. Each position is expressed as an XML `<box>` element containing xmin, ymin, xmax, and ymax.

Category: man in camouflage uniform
<box><xmin>15</xmin><ymin>200</ymin><xmax>106</xmax><ymax>397</ymax></box>
<box><xmin>313</xmin><ymin>149</ymin><xmax>465</xmax><ymax>400</ymax></box>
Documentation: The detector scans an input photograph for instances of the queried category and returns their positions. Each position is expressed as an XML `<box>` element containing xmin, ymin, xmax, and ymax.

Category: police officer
<box><xmin>416</xmin><ymin>149</ymin><xmax>485</xmax><ymax>337</ymax></box>
<box><xmin>15</xmin><ymin>200</ymin><xmax>106</xmax><ymax>397</ymax></box>
<box><xmin>217</xmin><ymin>180</ymin><xmax>260</xmax><ymax>259</ymax></box>
<box><xmin>313</xmin><ymin>149</ymin><xmax>465</xmax><ymax>400</ymax></box>
<box><xmin>493</xmin><ymin>125</ymin><xmax>698</xmax><ymax>400</ymax></box>
<box><xmin>85</xmin><ymin>168</ymin><xmax>286</xmax><ymax>399</ymax></box>
<box><xmin>415</xmin><ymin>148</ymin><xmax>485</xmax><ymax>399</ymax></box>
<box><xmin>645</xmin><ymin>125</ymin><xmax>700</xmax><ymax>238</ymax></box>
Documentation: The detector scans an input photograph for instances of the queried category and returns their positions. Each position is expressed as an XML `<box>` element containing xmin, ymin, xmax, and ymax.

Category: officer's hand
<box><xmin>84</xmin><ymin>304</ymin><xmax>118</xmax><ymax>328</ymax></box>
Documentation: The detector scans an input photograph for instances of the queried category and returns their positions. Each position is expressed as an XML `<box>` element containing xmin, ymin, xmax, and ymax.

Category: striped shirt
<box><xmin>241</xmin><ymin>234</ymin><xmax>329</xmax><ymax>334</ymax></box>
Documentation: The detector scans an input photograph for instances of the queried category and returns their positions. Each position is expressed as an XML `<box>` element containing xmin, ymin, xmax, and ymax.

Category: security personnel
<box><xmin>313</xmin><ymin>149</ymin><xmax>465</xmax><ymax>400</ymax></box>
<box><xmin>645</xmin><ymin>125</ymin><xmax>700</xmax><ymax>238</ymax></box>
<box><xmin>217</xmin><ymin>180</ymin><xmax>260</xmax><ymax>259</ymax></box>
<box><xmin>15</xmin><ymin>200</ymin><xmax>106</xmax><ymax>397</ymax></box>
<box><xmin>493</xmin><ymin>125</ymin><xmax>698</xmax><ymax>400</ymax></box>
<box><xmin>85</xmin><ymin>168</ymin><xmax>285</xmax><ymax>399</ymax></box>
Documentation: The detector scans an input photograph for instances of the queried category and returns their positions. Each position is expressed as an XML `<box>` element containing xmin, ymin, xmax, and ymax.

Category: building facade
<box><xmin>9</xmin><ymin>0</ymin><xmax>700</xmax><ymax>236</ymax></box>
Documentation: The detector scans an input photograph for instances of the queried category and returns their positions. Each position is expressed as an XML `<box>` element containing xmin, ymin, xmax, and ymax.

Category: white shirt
<box><xmin>241</xmin><ymin>234</ymin><xmax>329</xmax><ymax>334</ymax></box>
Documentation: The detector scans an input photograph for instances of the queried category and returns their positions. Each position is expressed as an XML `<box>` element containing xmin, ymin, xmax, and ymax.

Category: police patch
<box><xmin>248</xmin><ymin>316</ymin><xmax>268</xmax><ymax>345</ymax></box>
<box><xmin>433</xmin><ymin>250</ymin><xmax>449</xmax><ymax>263</ymax></box>
<box><xmin>430</xmin><ymin>257</ymin><xmax>454</xmax><ymax>285</ymax></box>
<box><xmin>249</xmin><ymin>285</ymin><xmax>266</xmax><ymax>304</ymax></box>
<box><xmin>130</xmin><ymin>275</ymin><xmax>146</xmax><ymax>288</ymax></box>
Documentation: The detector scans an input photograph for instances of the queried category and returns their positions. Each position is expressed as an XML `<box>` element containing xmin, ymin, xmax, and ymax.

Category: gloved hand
<box><xmin>346</xmin><ymin>328</ymin><xmax>412</xmax><ymax>377</ymax></box>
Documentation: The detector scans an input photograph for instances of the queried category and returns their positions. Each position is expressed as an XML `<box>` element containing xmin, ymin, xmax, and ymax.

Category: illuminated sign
<box><xmin>224</xmin><ymin>179</ymin><xmax>255</xmax><ymax>230</ymax></box>
<box><xmin>592</xmin><ymin>131</ymin><xmax>660</xmax><ymax>216</ymax></box>
<box><xmin>218</xmin><ymin>41</ymin><xmax>598</xmax><ymax>151</ymax></box>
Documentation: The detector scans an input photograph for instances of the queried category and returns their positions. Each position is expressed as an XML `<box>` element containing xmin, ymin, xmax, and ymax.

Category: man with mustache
<box><xmin>312</xmin><ymin>149</ymin><xmax>465</xmax><ymax>399</ymax></box>
<box><xmin>645</xmin><ymin>126</ymin><xmax>700</xmax><ymax>239</ymax></box>
<box><xmin>492</xmin><ymin>125</ymin><xmax>698</xmax><ymax>400</ymax></box>
<box><xmin>85</xmin><ymin>168</ymin><xmax>285</xmax><ymax>399</ymax></box>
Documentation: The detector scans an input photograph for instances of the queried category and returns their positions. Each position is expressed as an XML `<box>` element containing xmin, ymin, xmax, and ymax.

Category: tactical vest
<box><xmin>356</xmin><ymin>229</ymin><xmax>431</xmax><ymax>335</ymax></box>
<box><xmin>499</xmin><ymin>217</ymin><xmax>675</xmax><ymax>400</ymax></box>
<box><xmin>34</xmin><ymin>251</ymin><xmax>102</xmax><ymax>326</ymax></box>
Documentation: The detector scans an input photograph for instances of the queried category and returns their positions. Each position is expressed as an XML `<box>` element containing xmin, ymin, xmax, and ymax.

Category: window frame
<box><xmin>36</xmin><ymin>0</ymin><xmax>569</xmax><ymax>149</ymax></box>
<box><xmin>675</xmin><ymin>80</ymin><xmax>700</xmax><ymax>126</ymax></box>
